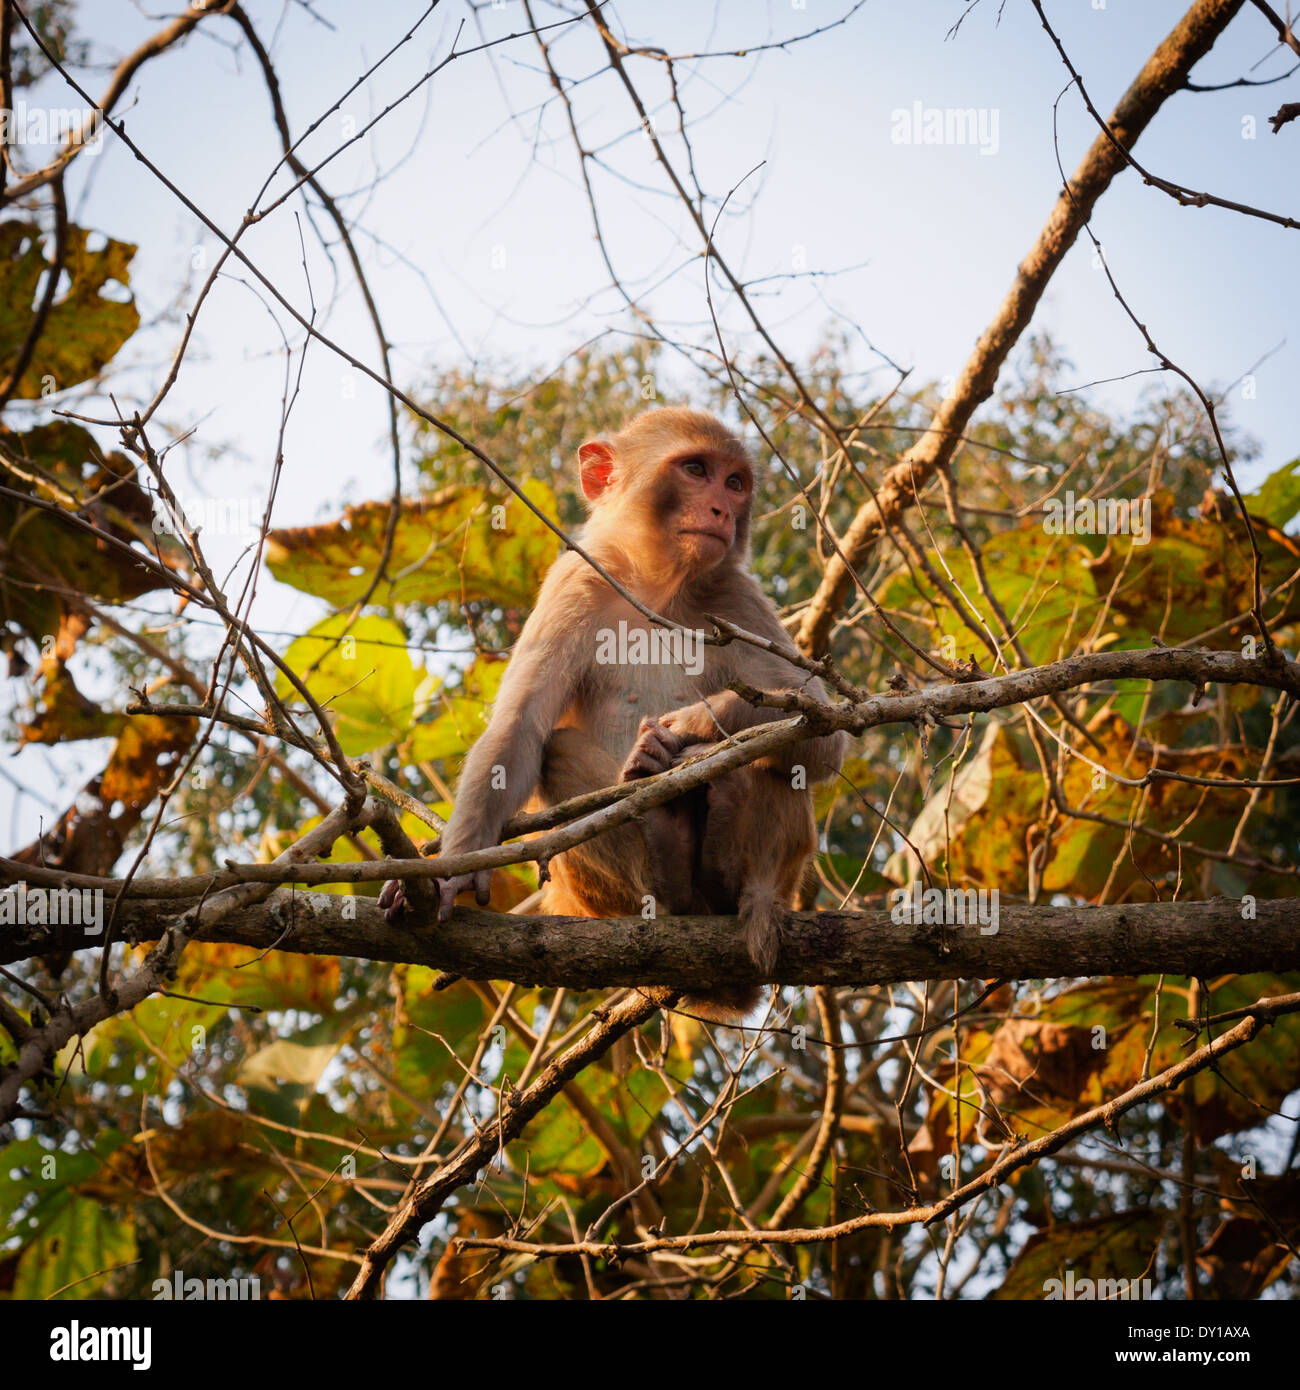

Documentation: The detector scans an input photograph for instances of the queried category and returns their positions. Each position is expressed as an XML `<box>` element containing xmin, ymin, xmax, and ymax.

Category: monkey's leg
<box><xmin>695</xmin><ymin>765</ymin><xmax>816</xmax><ymax>974</ymax></box>
<box><xmin>629</xmin><ymin>751</ymin><xmax>808</xmax><ymax>1026</ymax></box>
<box><xmin>537</xmin><ymin>726</ymin><xmax>686</xmax><ymax>917</ymax></box>
<box><xmin>614</xmin><ymin>718</ymin><xmax>711</xmax><ymax>916</ymax></box>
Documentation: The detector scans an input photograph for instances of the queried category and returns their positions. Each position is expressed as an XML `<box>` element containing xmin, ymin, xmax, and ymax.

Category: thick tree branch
<box><xmin>7</xmin><ymin>895</ymin><xmax>1296</xmax><ymax>988</ymax></box>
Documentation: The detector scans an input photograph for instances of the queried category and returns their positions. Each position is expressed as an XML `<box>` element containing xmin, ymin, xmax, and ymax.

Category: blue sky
<box><xmin>3</xmin><ymin>0</ymin><xmax>1297</xmax><ymax>837</ymax></box>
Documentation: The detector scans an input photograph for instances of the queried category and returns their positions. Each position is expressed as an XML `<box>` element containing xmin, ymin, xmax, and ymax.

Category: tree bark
<box><xmin>10</xmin><ymin>894</ymin><xmax>1296</xmax><ymax>988</ymax></box>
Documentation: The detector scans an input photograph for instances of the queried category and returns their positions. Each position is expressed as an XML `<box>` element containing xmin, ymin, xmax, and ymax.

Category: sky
<box><xmin>3</xmin><ymin>0</ymin><xmax>1297</xmax><ymax>840</ymax></box>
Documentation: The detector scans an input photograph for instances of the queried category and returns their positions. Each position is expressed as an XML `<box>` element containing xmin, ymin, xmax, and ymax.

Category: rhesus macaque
<box><xmin>380</xmin><ymin>408</ymin><xmax>846</xmax><ymax>1021</ymax></box>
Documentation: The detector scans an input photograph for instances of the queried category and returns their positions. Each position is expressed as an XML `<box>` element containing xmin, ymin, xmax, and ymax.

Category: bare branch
<box><xmin>795</xmin><ymin>0</ymin><xmax>1248</xmax><ymax>657</ymax></box>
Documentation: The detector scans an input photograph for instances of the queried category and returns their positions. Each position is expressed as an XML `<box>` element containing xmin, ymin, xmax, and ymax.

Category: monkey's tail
<box><xmin>678</xmin><ymin>886</ymin><xmax>784</xmax><ymax>1025</ymax></box>
<box><xmin>679</xmin><ymin>985</ymin><xmax>768</xmax><ymax>1025</ymax></box>
<box><xmin>740</xmin><ymin>883</ymin><xmax>784</xmax><ymax>975</ymax></box>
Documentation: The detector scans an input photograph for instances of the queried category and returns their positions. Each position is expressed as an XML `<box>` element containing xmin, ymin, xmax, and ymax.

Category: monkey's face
<box><xmin>577</xmin><ymin>416</ymin><xmax>754</xmax><ymax>581</ymax></box>
<box><xmin>653</xmin><ymin>449</ymin><xmax>752</xmax><ymax>571</ymax></box>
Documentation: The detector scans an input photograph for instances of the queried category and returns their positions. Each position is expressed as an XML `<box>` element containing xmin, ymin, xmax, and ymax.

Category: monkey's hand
<box><xmin>435</xmin><ymin>870</ymin><xmax>492</xmax><ymax>922</ymax></box>
<box><xmin>619</xmin><ymin>716</ymin><xmax>683</xmax><ymax>781</ymax></box>
<box><xmin>378</xmin><ymin>877</ymin><xmax>410</xmax><ymax>923</ymax></box>
<box><xmin>378</xmin><ymin>869</ymin><xmax>491</xmax><ymax>923</ymax></box>
<box><xmin>655</xmin><ymin>698</ymin><xmax>733</xmax><ymax>747</ymax></box>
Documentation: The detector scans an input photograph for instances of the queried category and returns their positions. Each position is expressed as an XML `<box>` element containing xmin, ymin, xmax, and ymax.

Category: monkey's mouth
<box><xmin>680</xmin><ymin>528</ymin><xmax>731</xmax><ymax>547</ymax></box>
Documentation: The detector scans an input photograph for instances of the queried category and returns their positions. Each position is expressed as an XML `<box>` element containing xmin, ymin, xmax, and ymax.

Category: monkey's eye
<box><xmin>726</xmin><ymin>473</ymin><xmax>747</xmax><ymax>493</ymax></box>
<box><xmin>681</xmin><ymin>456</ymin><xmax>708</xmax><ymax>477</ymax></box>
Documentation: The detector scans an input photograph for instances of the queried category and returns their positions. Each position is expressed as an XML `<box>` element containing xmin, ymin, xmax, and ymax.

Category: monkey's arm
<box><xmin>664</xmin><ymin>584</ymin><xmax>847</xmax><ymax>780</ymax></box>
<box><xmin>386</xmin><ymin>558</ymin><xmax>600</xmax><ymax>922</ymax></box>
<box><xmin>436</xmin><ymin>639</ymin><xmax>593</xmax><ymax>917</ymax></box>
<box><xmin>659</xmin><ymin>686</ymin><xmax>846</xmax><ymax>783</ymax></box>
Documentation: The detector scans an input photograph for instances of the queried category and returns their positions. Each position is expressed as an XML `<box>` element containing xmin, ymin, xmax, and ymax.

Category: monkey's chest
<box><xmin>570</xmin><ymin>655</ymin><xmax>721</xmax><ymax>756</ymax></box>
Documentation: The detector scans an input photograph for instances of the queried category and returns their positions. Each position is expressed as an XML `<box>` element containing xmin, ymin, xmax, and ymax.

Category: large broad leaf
<box><xmin>392</xmin><ymin>972</ymin><xmax>491</xmax><ymax>1104</ymax></box>
<box><xmin>61</xmin><ymin>1113</ymin><xmax>285</xmax><ymax>1241</ymax></box>
<box><xmin>1196</xmin><ymin>1163</ymin><xmax>1300</xmax><ymax>1299</ymax></box>
<box><xmin>1245</xmin><ymin>457</ymin><xmax>1300</xmax><ymax>528</ymax></box>
<box><xmin>238</xmin><ymin>1039</ymin><xmax>341</xmax><ymax>1090</ymax></box>
<box><xmin>954</xmin><ymin>980</ymin><xmax>1159</xmax><ymax>1141</ymax></box>
<box><xmin>883</xmin><ymin>718</ymin><xmax>1002</xmax><ymax>884</ymax></box>
<box><xmin>17</xmin><ymin>711</ymin><xmax>199</xmax><ymax>884</ymax></box>
<box><xmin>0</xmin><ymin>1136</ymin><xmax>109</xmax><ymax>1232</ymax></box>
<box><xmin>74</xmin><ymin>993</ymin><xmax>229</xmax><ymax>1080</ymax></box>
<box><xmin>880</xmin><ymin>507</ymin><xmax>1300</xmax><ymax>664</ymax></box>
<box><xmin>274</xmin><ymin>613</ymin><xmax>419</xmax><ymax>756</ymax></box>
<box><xmin>508</xmin><ymin>1065</ymin><xmax>668</xmax><ymax>1179</ymax></box>
<box><xmin>1088</xmin><ymin>509</ymin><xmax>1300</xmax><ymax>644</ymax></box>
<box><xmin>956</xmin><ymin>974</ymin><xmax>1300</xmax><ymax>1143</ymax></box>
<box><xmin>887</xmin><ymin>717</ymin><xmax>1278</xmax><ymax>901</ymax></box>
<box><xmin>98</xmin><ymin>713</ymin><xmax>198</xmax><ymax>811</ymax></box>
<box><xmin>991</xmin><ymin>1210</ymin><xmax>1167</xmax><ymax>1300</ymax></box>
<box><xmin>1162</xmin><ymin>974</ymin><xmax>1300</xmax><ymax>1142</ymax></box>
<box><xmin>0</xmin><ymin>421</ymin><xmax>174</xmax><ymax>644</ymax></box>
<box><xmin>264</xmin><ymin>477</ymin><xmax>561</xmax><ymax>610</ymax></box>
<box><xmin>0</xmin><ymin>222</ymin><xmax>140</xmax><ymax>397</ymax></box>
<box><xmin>406</xmin><ymin>654</ymin><xmax>507</xmax><ymax>764</ymax></box>
<box><xmin>173</xmin><ymin>941</ymin><xmax>340</xmax><ymax>1012</ymax></box>
<box><xmin>13</xmin><ymin>1195</ymin><xmax>137</xmax><ymax>1300</ymax></box>
<box><xmin>1</xmin><ymin>422</ymin><xmax>187</xmax><ymax>752</ymax></box>
<box><xmin>18</xmin><ymin>662</ymin><xmax>120</xmax><ymax>744</ymax></box>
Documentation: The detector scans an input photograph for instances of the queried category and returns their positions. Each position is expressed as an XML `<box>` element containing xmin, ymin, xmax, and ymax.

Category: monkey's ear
<box><xmin>578</xmin><ymin>440</ymin><xmax>616</xmax><ymax>501</ymax></box>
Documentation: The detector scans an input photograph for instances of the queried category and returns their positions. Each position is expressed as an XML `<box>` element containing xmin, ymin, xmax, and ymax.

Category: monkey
<box><xmin>380</xmin><ymin>407</ymin><xmax>846</xmax><ymax>1021</ymax></box>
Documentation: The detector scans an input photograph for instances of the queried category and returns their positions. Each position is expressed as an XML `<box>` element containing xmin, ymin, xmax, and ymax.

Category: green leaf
<box><xmin>878</xmin><ymin>523</ymin><xmax>1097</xmax><ymax>665</ymax></box>
<box><xmin>0</xmin><ymin>1137</ymin><xmax>107</xmax><ymax>1233</ymax></box>
<box><xmin>264</xmin><ymin>478</ymin><xmax>561</xmax><ymax>610</ymax></box>
<box><xmin>275</xmin><ymin>613</ymin><xmax>418</xmax><ymax>756</ymax></box>
<box><xmin>991</xmin><ymin>1209</ymin><xmax>1167</xmax><ymax>1299</ymax></box>
<box><xmin>1168</xmin><ymin>974</ymin><xmax>1300</xmax><ymax>1142</ymax></box>
<box><xmin>392</xmin><ymin>974</ymin><xmax>490</xmax><ymax>1104</ymax></box>
<box><xmin>1090</xmin><ymin>513</ymin><xmax>1300</xmax><ymax>644</ymax></box>
<box><xmin>13</xmin><ymin>1195</ymin><xmax>137</xmax><ymax>1300</ymax></box>
<box><xmin>75</xmin><ymin>994</ymin><xmax>227</xmax><ymax>1079</ymax></box>
<box><xmin>406</xmin><ymin>654</ymin><xmax>507</xmax><ymax>763</ymax></box>
<box><xmin>511</xmin><ymin>1067</ymin><xmax>668</xmax><ymax>1178</ymax></box>
<box><xmin>0</xmin><ymin>222</ymin><xmax>140</xmax><ymax>397</ymax></box>
<box><xmin>1246</xmin><ymin>457</ymin><xmax>1300</xmax><ymax>527</ymax></box>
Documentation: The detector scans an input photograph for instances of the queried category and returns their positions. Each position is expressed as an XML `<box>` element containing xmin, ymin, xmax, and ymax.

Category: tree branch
<box><xmin>343</xmin><ymin>985</ymin><xmax>677</xmax><ymax>1299</ymax></box>
<box><xmin>4</xmin><ymin>644</ymin><xmax>1295</xmax><ymax>903</ymax></box>
<box><xmin>451</xmin><ymin>991</ymin><xmax>1300</xmax><ymax>1261</ymax></box>
<box><xmin>7</xmin><ymin>894</ymin><xmax>1296</xmax><ymax>988</ymax></box>
<box><xmin>795</xmin><ymin>0</ymin><xmax>1247</xmax><ymax>657</ymax></box>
